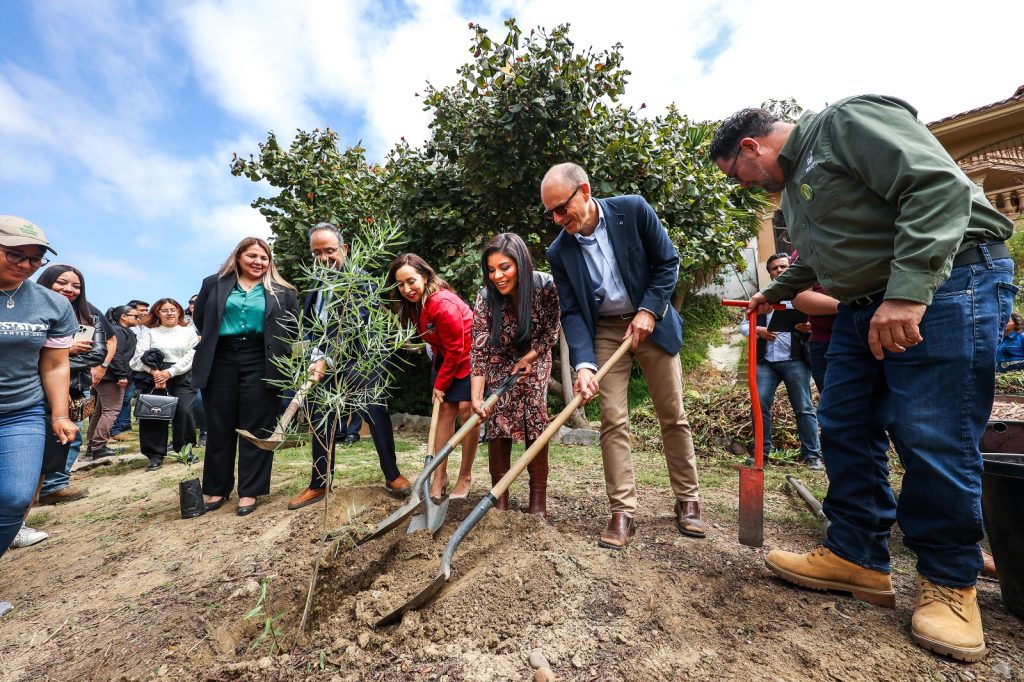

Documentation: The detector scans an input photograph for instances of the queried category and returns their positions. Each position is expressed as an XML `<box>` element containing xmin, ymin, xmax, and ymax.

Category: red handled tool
<box><xmin>722</xmin><ymin>299</ymin><xmax>785</xmax><ymax>547</ymax></box>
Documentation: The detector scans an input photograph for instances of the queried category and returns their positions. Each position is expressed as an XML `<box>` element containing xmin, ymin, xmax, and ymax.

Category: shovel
<box><xmin>722</xmin><ymin>299</ymin><xmax>785</xmax><ymax>548</ymax></box>
<box><xmin>236</xmin><ymin>379</ymin><xmax>314</xmax><ymax>451</ymax></box>
<box><xmin>374</xmin><ymin>337</ymin><xmax>633</xmax><ymax>627</ymax></box>
<box><xmin>351</xmin><ymin>369</ymin><xmax>524</xmax><ymax>547</ymax></box>
<box><xmin>407</xmin><ymin>400</ymin><xmax>445</xmax><ymax>535</ymax></box>
<box><xmin>785</xmin><ymin>474</ymin><xmax>830</xmax><ymax>533</ymax></box>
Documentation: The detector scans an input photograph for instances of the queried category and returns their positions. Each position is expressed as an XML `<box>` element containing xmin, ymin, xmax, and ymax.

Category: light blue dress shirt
<box><xmin>575</xmin><ymin>201</ymin><xmax>634</xmax><ymax>317</ymax></box>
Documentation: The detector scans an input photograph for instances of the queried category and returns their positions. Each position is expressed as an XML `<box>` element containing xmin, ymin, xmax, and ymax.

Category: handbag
<box><xmin>135</xmin><ymin>390</ymin><xmax>178</xmax><ymax>422</ymax></box>
<box><xmin>69</xmin><ymin>393</ymin><xmax>97</xmax><ymax>423</ymax></box>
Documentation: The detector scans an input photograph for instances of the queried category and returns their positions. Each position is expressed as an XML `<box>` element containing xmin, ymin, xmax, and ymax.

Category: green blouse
<box><xmin>219</xmin><ymin>283</ymin><xmax>265</xmax><ymax>337</ymax></box>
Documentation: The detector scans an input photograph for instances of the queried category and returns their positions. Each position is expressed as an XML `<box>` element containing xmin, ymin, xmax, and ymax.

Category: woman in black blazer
<box><xmin>192</xmin><ymin>237</ymin><xmax>298</xmax><ymax>516</ymax></box>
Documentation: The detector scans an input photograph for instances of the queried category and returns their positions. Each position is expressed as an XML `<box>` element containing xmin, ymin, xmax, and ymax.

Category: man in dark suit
<box><xmin>286</xmin><ymin>223</ymin><xmax>410</xmax><ymax>510</ymax></box>
<box><xmin>543</xmin><ymin>162</ymin><xmax>703</xmax><ymax>549</ymax></box>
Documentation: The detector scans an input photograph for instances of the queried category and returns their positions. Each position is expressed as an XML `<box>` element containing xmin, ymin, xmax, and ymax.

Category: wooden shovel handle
<box><xmin>489</xmin><ymin>337</ymin><xmax>632</xmax><ymax>499</ymax></box>
<box><xmin>426</xmin><ymin>399</ymin><xmax>441</xmax><ymax>457</ymax></box>
<box><xmin>274</xmin><ymin>379</ymin><xmax>315</xmax><ymax>436</ymax></box>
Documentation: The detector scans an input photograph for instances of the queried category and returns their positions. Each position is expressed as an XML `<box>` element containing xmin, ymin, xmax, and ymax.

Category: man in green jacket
<box><xmin>710</xmin><ymin>95</ymin><xmax>1014</xmax><ymax>663</ymax></box>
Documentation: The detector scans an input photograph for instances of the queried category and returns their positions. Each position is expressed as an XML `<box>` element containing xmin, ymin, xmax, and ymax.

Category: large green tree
<box><xmin>233</xmin><ymin>18</ymin><xmax>768</xmax><ymax>301</ymax></box>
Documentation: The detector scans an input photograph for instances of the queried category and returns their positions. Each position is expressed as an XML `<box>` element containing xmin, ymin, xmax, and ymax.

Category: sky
<box><xmin>1</xmin><ymin>0</ymin><xmax>1021</xmax><ymax>310</ymax></box>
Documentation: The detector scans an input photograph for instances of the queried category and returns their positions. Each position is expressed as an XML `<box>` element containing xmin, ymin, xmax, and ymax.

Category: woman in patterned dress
<box><xmin>470</xmin><ymin>233</ymin><xmax>560</xmax><ymax>518</ymax></box>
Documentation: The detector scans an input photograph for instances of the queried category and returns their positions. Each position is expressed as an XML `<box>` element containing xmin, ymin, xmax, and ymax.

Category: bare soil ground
<box><xmin>1</xmin><ymin>384</ymin><xmax>1022</xmax><ymax>681</ymax></box>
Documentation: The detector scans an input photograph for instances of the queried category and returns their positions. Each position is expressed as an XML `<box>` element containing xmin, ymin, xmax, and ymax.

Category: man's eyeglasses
<box><xmin>0</xmin><ymin>246</ymin><xmax>49</xmax><ymax>269</ymax></box>
<box><xmin>724</xmin><ymin>146</ymin><xmax>742</xmax><ymax>182</ymax></box>
<box><xmin>311</xmin><ymin>247</ymin><xmax>339</xmax><ymax>257</ymax></box>
<box><xmin>543</xmin><ymin>185</ymin><xmax>582</xmax><ymax>220</ymax></box>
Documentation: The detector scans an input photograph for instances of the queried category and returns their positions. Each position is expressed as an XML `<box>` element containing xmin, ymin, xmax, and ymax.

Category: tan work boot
<box><xmin>765</xmin><ymin>546</ymin><xmax>896</xmax><ymax>607</ymax></box>
<box><xmin>911</xmin><ymin>576</ymin><xmax>986</xmax><ymax>662</ymax></box>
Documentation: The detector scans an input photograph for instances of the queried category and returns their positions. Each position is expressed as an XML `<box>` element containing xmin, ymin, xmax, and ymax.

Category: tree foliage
<box><xmin>233</xmin><ymin>17</ymin><xmax>769</xmax><ymax>304</ymax></box>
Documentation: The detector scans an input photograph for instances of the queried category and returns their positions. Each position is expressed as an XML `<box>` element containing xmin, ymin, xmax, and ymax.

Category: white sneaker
<box><xmin>9</xmin><ymin>523</ymin><xmax>48</xmax><ymax>549</ymax></box>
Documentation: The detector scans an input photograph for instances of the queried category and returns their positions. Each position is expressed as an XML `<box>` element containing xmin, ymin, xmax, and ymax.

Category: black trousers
<box><xmin>202</xmin><ymin>340</ymin><xmax>279</xmax><ymax>498</ymax></box>
<box><xmin>310</xmin><ymin>400</ymin><xmax>399</xmax><ymax>489</ymax></box>
<box><xmin>138</xmin><ymin>374</ymin><xmax>196</xmax><ymax>457</ymax></box>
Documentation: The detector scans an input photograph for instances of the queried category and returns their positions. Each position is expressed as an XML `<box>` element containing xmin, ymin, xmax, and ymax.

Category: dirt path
<box><xmin>0</xmin><ymin>437</ymin><xmax>1021</xmax><ymax>681</ymax></box>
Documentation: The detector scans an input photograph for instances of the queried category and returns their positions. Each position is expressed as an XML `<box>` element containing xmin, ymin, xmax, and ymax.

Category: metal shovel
<box><xmin>374</xmin><ymin>337</ymin><xmax>633</xmax><ymax>627</ymax></box>
<box><xmin>351</xmin><ymin>370</ymin><xmax>523</xmax><ymax>547</ymax></box>
<box><xmin>785</xmin><ymin>474</ymin><xmax>830</xmax><ymax>534</ymax></box>
<box><xmin>407</xmin><ymin>400</ymin><xmax>445</xmax><ymax>535</ymax></box>
<box><xmin>236</xmin><ymin>380</ymin><xmax>314</xmax><ymax>451</ymax></box>
<box><xmin>722</xmin><ymin>299</ymin><xmax>785</xmax><ymax>548</ymax></box>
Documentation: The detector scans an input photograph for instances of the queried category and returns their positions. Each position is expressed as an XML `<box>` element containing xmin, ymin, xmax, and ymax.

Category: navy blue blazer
<box><xmin>546</xmin><ymin>195</ymin><xmax>683</xmax><ymax>368</ymax></box>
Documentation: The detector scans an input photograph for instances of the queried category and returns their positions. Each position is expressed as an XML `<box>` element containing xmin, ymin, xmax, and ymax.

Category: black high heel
<box><xmin>205</xmin><ymin>494</ymin><xmax>230</xmax><ymax>512</ymax></box>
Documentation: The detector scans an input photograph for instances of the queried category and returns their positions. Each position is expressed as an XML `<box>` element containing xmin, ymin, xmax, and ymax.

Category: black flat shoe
<box><xmin>236</xmin><ymin>501</ymin><xmax>257</xmax><ymax>516</ymax></box>
<box><xmin>146</xmin><ymin>458</ymin><xmax>162</xmax><ymax>471</ymax></box>
<box><xmin>205</xmin><ymin>495</ymin><xmax>230</xmax><ymax>512</ymax></box>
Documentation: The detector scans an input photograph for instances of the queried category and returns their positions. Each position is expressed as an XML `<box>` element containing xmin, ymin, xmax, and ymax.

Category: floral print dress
<box><xmin>470</xmin><ymin>272</ymin><xmax>560</xmax><ymax>441</ymax></box>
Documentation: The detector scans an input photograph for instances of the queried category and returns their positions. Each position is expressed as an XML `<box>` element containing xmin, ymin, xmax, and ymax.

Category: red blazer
<box><xmin>416</xmin><ymin>288</ymin><xmax>472</xmax><ymax>392</ymax></box>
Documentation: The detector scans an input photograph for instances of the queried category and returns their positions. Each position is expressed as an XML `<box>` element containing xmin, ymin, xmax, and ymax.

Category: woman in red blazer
<box><xmin>387</xmin><ymin>254</ymin><xmax>478</xmax><ymax>500</ymax></box>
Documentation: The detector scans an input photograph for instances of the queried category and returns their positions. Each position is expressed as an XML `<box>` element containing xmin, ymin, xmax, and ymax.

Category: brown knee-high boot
<box><xmin>527</xmin><ymin>443</ymin><xmax>548</xmax><ymax>519</ymax></box>
<box><xmin>488</xmin><ymin>439</ymin><xmax>512</xmax><ymax>510</ymax></box>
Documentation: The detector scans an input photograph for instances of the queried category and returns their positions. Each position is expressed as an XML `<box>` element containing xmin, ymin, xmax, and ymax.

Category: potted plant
<box><xmin>172</xmin><ymin>444</ymin><xmax>205</xmax><ymax>519</ymax></box>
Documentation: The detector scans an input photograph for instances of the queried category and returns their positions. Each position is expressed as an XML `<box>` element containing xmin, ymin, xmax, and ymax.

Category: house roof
<box><xmin>929</xmin><ymin>85</ymin><xmax>1024</xmax><ymax>126</ymax></box>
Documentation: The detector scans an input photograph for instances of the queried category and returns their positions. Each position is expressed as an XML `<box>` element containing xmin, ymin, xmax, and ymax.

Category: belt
<box><xmin>597</xmin><ymin>313</ymin><xmax>635</xmax><ymax>321</ymax></box>
<box><xmin>217</xmin><ymin>335</ymin><xmax>263</xmax><ymax>346</ymax></box>
<box><xmin>845</xmin><ymin>242</ymin><xmax>1009</xmax><ymax>308</ymax></box>
<box><xmin>951</xmin><ymin>241</ymin><xmax>1008</xmax><ymax>267</ymax></box>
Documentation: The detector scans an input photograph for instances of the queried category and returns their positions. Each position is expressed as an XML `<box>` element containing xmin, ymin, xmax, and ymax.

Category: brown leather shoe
<box><xmin>765</xmin><ymin>546</ymin><xmax>896</xmax><ymax>608</ymax></box>
<box><xmin>385</xmin><ymin>475</ymin><xmax>411</xmax><ymax>497</ymax></box>
<box><xmin>675</xmin><ymin>500</ymin><xmax>705</xmax><ymax>538</ymax></box>
<box><xmin>286</xmin><ymin>487</ymin><xmax>326</xmax><ymax>510</ymax></box>
<box><xmin>981</xmin><ymin>549</ymin><xmax>997</xmax><ymax>578</ymax></box>
<box><xmin>598</xmin><ymin>512</ymin><xmax>636</xmax><ymax>550</ymax></box>
<box><xmin>37</xmin><ymin>486</ymin><xmax>89</xmax><ymax>505</ymax></box>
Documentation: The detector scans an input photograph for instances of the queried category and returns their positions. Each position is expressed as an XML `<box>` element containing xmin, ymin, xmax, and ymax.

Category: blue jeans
<box><xmin>111</xmin><ymin>381</ymin><xmax>135</xmax><ymax>436</ymax></box>
<box><xmin>40</xmin><ymin>388</ymin><xmax>87</xmax><ymax>496</ymax></box>
<box><xmin>807</xmin><ymin>340</ymin><xmax>830</xmax><ymax>393</ymax></box>
<box><xmin>0</xmin><ymin>403</ymin><xmax>46</xmax><ymax>560</ymax></box>
<box><xmin>756</xmin><ymin>359</ymin><xmax>821</xmax><ymax>458</ymax></box>
<box><xmin>820</xmin><ymin>255</ymin><xmax>1015</xmax><ymax>587</ymax></box>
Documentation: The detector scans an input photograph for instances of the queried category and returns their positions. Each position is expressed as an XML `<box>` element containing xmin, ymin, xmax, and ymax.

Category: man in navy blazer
<box><xmin>543</xmin><ymin>162</ymin><xmax>703</xmax><ymax>548</ymax></box>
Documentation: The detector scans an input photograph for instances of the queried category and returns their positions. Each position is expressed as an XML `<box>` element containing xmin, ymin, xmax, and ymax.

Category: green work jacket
<box><xmin>763</xmin><ymin>95</ymin><xmax>1013</xmax><ymax>306</ymax></box>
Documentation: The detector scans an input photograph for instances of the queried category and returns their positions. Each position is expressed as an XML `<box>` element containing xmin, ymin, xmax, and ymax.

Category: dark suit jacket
<box><xmin>546</xmin><ymin>195</ymin><xmax>683</xmax><ymax>368</ymax></box>
<box><xmin>301</xmin><ymin>267</ymin><xmax>384</xmax><ymax>388</ymax></box>
<box><xmin>190</xmin><ymin>273</ymin><xmax>299</xmax><ymax>390</ymax></box>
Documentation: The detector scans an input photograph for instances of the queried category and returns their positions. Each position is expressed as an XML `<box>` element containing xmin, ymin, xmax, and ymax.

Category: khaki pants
<box><xmin>595</xmin><ymin>318</ymin><xmax>700</xmax><ymax>515</ymax></box>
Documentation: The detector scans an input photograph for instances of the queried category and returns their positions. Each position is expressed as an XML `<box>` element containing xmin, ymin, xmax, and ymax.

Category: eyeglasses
<box><xmin>0</xmin><ymin>246</ymin><xmax>49</xmax><ymax>269</ymax></box>
<box><xmin>124</xmin><ymin>313</ymin><xmax>141</xmax><ymax>319</ymax></box>
<box><xmin>543</xmin><ymin>185</ymin><xmax>582</xmax><ymax>220</ymax></box>
<box><xmin>724</xmin><ymin>146</ymin><xmax>742</xmax><ymax>182</ymax></box>
<box><xmin>311</xmin><ymin>247</ymin><xmax>339</xmax><ymax>257</ymax></box>
<box><xmin>157</xmin><ymin>309</ymin><xmax>179</xmax><ymax>315</ymax></box>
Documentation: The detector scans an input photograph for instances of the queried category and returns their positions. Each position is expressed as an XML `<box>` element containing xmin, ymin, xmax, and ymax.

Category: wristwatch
<box><xmin>100</xmin><ymin>361</ymin><xmax>110</xmax><ymax>368</ymax></box>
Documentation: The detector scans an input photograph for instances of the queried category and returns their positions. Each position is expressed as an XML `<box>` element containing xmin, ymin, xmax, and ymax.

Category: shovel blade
<box><xmin>354</xmin><ymin>497</ymin><xmax>423</xmax><ymax>546</ymax></box>
<box><xmin>374</xmin><ymin>569</ymin><xmax>449</xmax><ymax>628</ymax></box>
<box><xmin>407</xmin><ymin>463</ymin><xmax>433</xmax><ymax>534</ymax></box>
<box><xmin>426</xmin><ymin>496</ymin><xmax>449</xmax><ymax>536</ymax></box>
<box><xmin>235</xmin><ymin>428</ymin><xmax>300</xmax><ymax>452</ymax></box>
<box><xmin>737</xmin><ymin>465</ymin><xmax>764</xmax><ymax>548</ymax></box>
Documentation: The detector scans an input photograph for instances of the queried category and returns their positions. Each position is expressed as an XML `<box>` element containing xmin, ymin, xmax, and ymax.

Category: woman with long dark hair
<box><xmin>387</xmin><ymin>253</ymin><xmax>478</xmax><ymax>500</ymax></box>
<box><xmin>191</xmin><ymin>237</ymin><xmax>297</xmax><ymax>516</ymax></box>
<box><xmin>36</xmin><ymin>264</ymin><xmax>113</xmax><ymax>505</ymax></box>
<box><xmin>130</xmin><ymin>298</ymin><xmax>199</xmax><ymax>471</ymax></box>
<box><xmin>470</xmin><ymin>234</ymin><xmax>560</xmax><ymax>517</ymax></box>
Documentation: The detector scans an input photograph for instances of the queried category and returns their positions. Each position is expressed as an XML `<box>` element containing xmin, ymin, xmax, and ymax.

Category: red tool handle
<box><xmin>722</xmin><ymin>300</ymin><xmax>786</xmax><ymax>469</ymax></box>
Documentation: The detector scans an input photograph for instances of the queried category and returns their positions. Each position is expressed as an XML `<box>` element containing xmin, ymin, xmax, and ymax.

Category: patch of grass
<box><xmin>679</xmin><ymin>293</ymin><xmax>734</xmax><ymax>373</ymax></box>
<box><xmin>91</xmin><ymin>461</ymin><xmax>145</xmax><ymax>477</ymax></box>
<box><xmin>26</xmin><ymin>510</ymin><xmax>54</xmax><ymax>527</ymax></box>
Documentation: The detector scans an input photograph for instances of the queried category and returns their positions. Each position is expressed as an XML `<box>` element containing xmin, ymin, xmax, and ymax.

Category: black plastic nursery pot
<box><xmin>179</xmin><ymin>478</ymin><xmax>205</xmax><ymax>519</ymax></box>
<box><xmin>980</xmin><ymin>451</ymin><xmax>1024</xmax><ymax>619</ymax></box>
